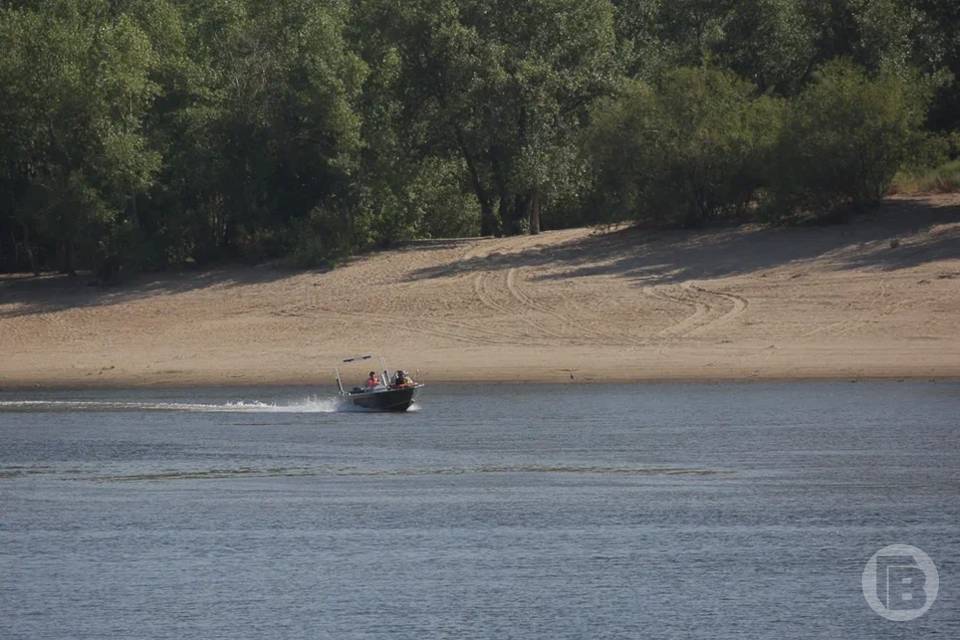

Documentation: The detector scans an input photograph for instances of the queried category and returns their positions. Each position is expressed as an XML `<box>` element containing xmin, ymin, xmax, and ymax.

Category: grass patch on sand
<box><xmin>891</xmin><ymin>159</ymin><xmax>960</xmax><ymax>194</ymax></box>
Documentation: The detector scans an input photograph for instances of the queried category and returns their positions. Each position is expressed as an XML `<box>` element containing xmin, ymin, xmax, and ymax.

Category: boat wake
<box><xmin>0</xmin><ymin>396</ymin><xmax>345</xmax><ymax>414</ymax></box>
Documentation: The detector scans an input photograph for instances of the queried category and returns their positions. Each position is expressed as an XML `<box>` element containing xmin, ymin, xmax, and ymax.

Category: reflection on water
<box><xmin>1</xmin><ymin>382</ymin><xmax>958</xmax><ymax>639</ymax></box>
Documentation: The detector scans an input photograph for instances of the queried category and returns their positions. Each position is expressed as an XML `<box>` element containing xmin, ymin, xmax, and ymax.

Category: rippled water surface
<box><xmin>1</xmin><ymin>382</ymin><xmax>958</xmax><ymax>639</ymax></box>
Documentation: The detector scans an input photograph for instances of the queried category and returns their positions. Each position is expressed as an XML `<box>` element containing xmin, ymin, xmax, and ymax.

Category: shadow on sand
<box><xmin>0</xmin><ymin>265</ymin><xmax>306</xmax><ymax>320</ymax></box>
<box><xmin>2</xmin><ymin>196</ymin><xmax>957</xmax><ymax>319</ymax></box>
<box><xmin>404</xmin><ymin>196</ymin><xmax>960</xmax><ymax>286</ymax></box>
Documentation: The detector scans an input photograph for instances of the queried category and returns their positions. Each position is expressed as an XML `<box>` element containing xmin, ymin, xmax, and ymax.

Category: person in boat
<box><xmin>366</xmin><ymin>371</ymin><xmax>380</xmax><ymax>389</ymax></box>
<box><xmin>393</xmin><ymin>370</ymin><xmax>414</xmax><ymax>387</ymax></box>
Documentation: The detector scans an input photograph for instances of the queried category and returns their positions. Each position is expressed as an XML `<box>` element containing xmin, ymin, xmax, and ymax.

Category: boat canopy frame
<box><xmin>334</xmin><ymin>354</ymin><xmax>389</xmax><ymax>394</ymax></box>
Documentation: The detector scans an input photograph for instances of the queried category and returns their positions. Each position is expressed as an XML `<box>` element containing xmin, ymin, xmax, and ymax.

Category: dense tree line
<box><xmin>1</xmin><ymin>0</ymin><xmax>957</xmax><ymax>276</ymax></box>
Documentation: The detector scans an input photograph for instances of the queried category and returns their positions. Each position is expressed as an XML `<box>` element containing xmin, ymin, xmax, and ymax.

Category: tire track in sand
<box><xmin>506</xmin><ymin>268</ymin><xmax>647</xmax><ymax>345</ymax></box>
<box><xmin>653</xmin><ymin>282</ymin><xmax>748</xmax><ymax>338</ymax></box>
<box><xmin>653</xmin><ymin>283</ymin><xmax>712</xmax><ymax>337</ymax></box>
<box><xmin>461</xmin><ymin>237</ymin><xmax>569</xmax><ymax>342</ymax></box>
<box><xmin>473</xmin><ymin>271</ymin><xmax>567</xmax><ymax>340</ymax></box>
<box><xmin>505</xmin><ymin>268</ymin><xmax>582</xmax><ymax>338</ymax></box>
<box><xmin>685</xmin><ymin>284</ymin><xmax>749</xmax><ymax>336</ymax></box>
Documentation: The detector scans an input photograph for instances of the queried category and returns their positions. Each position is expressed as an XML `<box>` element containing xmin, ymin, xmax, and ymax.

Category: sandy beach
<box><xmin>1</xmin><ymin>194</ymin><xmax>958</xmax><ymax>388</ymax></box>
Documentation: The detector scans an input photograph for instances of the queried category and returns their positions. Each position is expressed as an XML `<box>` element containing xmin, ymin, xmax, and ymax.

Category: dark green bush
<box><xmin>586</xmin><ymin>67</ymin><xmax>783</xmax><ymax>227</ymax></box>
<box><xmin>766</xmin><ymin>60</ymin><xmax>934</xmax><ymax>221</ymax></box>
<box><xmin>288</xmin><ymin>205</ymin><xmax>357</xmax><ymax>269</ymax></box>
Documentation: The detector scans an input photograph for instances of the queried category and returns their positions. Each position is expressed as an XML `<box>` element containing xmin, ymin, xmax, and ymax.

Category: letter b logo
<box><xmin>863</xmin><ymin>544</ymin><xmax>939</xmax><ymax>621</ymax></box>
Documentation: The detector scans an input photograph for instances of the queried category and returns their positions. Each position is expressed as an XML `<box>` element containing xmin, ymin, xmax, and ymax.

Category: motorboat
<box><xmin>335</xmin><ymin>354</ymin><xmax>423</xmax><ymax>412</ymax></box>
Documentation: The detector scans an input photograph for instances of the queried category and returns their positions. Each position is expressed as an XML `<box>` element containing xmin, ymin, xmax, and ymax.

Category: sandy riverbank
<box><xmin>2</xmin><ymin>194</ymin><xmax>959</xmax><ymax>388</ymax></box>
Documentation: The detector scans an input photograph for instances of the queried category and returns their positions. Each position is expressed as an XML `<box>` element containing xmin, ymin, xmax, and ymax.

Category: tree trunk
<box><xmin>514</xmin><ymin>194</ymin><xmax>530</xmax><ymax>234</ymax></box>
<box><xmin>491</xmin><ymin>149</ymin><xmax>512</xmax><ymax>237</ymax></box>
<box><xmin>528</xmin><ymin>192</ymin><xmax>541</xmax><ymax>235</ymax></box>
<box><xmin>61</xmin><ymin>240</ymin><xmax>76</xmax><ymax>276</ymax></box>
<box><xmin>479</xmin><ymin>198</ymin><xmax>498</xmax><ymax>237</ymax></box>
<box><xmin>455</xmin><ymin>127</ymin><xmax>500</xmax><ymax>237</ymax></box>
<box><xmin>497</xmin><ymin>193</ymin><xmax>511</xmax><ymax>235</ymax></box>
<box><xmin>19</xmin><ymin>220</ymin><xmax>39</xmax><ymax>275</ymax></box>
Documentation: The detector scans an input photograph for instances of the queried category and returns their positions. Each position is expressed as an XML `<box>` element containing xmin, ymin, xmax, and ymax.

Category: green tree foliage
<box><xmin>0</xmin><ymin>0</ymin><xmax>955</xmax><ymax>275</ymax></box>
<box><xmin>587</xmin><ymin>67</ymin><xmax>783</xmax><ymax>226</ymax></box>
<box><xmin>0</xmin><ymin>0</ymin><xmax>159</xmax><ymax>273</ymax></box>
<box><xmin>768</xmin><ymin>59</ymin><xmax>934</xmax><ymax>220</ymax></box>
<box><xmin>718</xmin><ymin>0</ymin><xmax>818</xmax><ymax>93</ymax></box>
<box><xmin>357</xmin><ymin>0</ymin><xmax>619</xmax><ymax>236</ymax></box>
<box><xmin>177</xmin><ymin>0</ymin><xmax>367</xmax><ymax>263</ymax></box>
<box><xmin>907</xmin><ymin>0</ymin><xmax>960</xmax><ymax>131</ymax></box>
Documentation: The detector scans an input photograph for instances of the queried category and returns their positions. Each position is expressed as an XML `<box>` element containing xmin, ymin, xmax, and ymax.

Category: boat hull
<box><xmin>344</xmin><ymin>385</ymin><xmax>420</xmax><ymax>412</ymax></box>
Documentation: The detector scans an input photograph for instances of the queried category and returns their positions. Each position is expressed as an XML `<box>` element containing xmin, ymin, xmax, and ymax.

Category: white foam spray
<box><xmin>0</xmin><ymin>396</ymin><xmax>344</xmax><ymax>413</ymax></box>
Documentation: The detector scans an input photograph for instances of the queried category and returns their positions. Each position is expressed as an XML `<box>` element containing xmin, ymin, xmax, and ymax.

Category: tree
<box><xmin>768</xmin><ymin>59</ymin><xmax>934</xmax><ymax>220</ymax></box>
<box><xmin>587</xmin><ymin>67</ymin><xmax>783</xmax><ymax>226</ymax></box>
<box><xmin>0</xmin><ymin>0</ymin><xmax>950</xmax><ymax>274</ymax></box>
<box><xmin>181</xmin><ymin>0</ymin><xmax>367</xmax><ymax>262</ymax></box>
<box><xmin>0</xmin><ymin>0</ymin><xmax>160</xmax><ymax>274</ymax></box>
<box><xmin>357</xmin><ymin>0</ymin><xmax>619</xmax><ymax>236</ymax></box>
<box><xmin>718</xmin><ymin>0</ymin><xmax>818</xmax><ymax>94</ymax></box>
<box><xmin>907</xmin><ymin>0</ymin><xmax>960</xmax><ymax>131</ymax></box>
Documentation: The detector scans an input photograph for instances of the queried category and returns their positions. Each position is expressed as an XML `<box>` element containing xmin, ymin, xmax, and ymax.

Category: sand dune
<box><xmin>2</xmin><ymin>194</ymin><xmax>959</xmax><ymax>387</ymax></box>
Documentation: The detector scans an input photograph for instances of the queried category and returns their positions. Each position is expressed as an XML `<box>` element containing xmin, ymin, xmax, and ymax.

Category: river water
<box><xmin>1</xmin><ymin>382</ymin><xmax>957</xmax><ymax>639</ymax></box>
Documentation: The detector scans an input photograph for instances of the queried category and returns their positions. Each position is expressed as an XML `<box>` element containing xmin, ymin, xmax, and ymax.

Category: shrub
<box><xmin>767</xmin><ymin>59</ymin><xmax>933</xmax><ymax>221</ymax></box>
<box><xmin>586</xmin><ymin>67</ymin><xmax>783</xmax><ymax>227</ymax></box>
<box><xmin>288</xmin><ymin>204</ymin><xmax>357</xmax><ymax>268</ymax></box>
